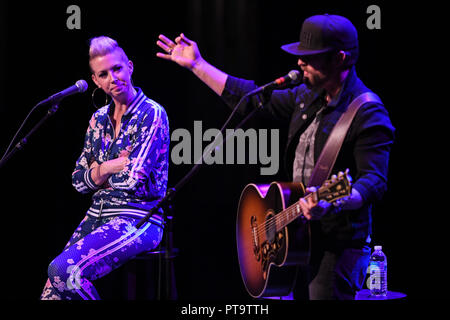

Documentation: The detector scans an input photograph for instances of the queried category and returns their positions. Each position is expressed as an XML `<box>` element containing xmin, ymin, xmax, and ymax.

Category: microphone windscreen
<box><xmin>75</xmin><ymin>80</ymin><xmax>89</xmax><ymax>92</ymax></box>
<box><xmin>288</xmin><ymin>70</ymin><xmax>302</xmax><ymax>84</ymax></box>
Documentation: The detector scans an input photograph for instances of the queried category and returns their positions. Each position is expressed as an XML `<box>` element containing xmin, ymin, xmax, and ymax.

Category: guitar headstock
<box><xmin>317</xmin><ymin>170</ymin><xmax>352</xmax><ymax>203</ymax></box>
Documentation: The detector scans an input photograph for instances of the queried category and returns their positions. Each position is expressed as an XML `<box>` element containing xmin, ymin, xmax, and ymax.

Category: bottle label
<box><xmin>368</xmin><ymin>263</ymin><xmax>381</xmax><ymax>290</ymax></box>
<box><xmin>367</xmin><ymin>262</ymin><xmax>387</xmax><ymax>294</ymax></box>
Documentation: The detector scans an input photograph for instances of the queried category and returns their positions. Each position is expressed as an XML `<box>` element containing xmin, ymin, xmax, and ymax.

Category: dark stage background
<box><xmin>0</xmin><ymin>0</ymin><xmax>446</xmax><ymax>302</ymax></box>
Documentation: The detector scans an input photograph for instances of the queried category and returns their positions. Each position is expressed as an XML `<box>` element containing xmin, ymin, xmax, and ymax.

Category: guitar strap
<box><xmin>307</xmin><ymin>92</ymin><xmax>382</xmax><ymax>188</ymax></box>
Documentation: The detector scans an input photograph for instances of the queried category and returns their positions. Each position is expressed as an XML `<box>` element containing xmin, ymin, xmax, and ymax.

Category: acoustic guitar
<box><xmin>236</xmin><ymin>171</ymin><xmax>351</xmax><ymax>298</ymax></box>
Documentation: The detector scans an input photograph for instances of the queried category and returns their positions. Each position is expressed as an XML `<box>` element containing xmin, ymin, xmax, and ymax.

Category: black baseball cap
<box><xmin>281</xmin><ymin>14</ymin><xmax>358</xmax><ymax>56</ymax></box>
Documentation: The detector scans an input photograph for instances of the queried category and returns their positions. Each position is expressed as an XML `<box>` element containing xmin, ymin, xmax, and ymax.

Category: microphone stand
<box><xmin>135</xmin><ymin>93</ymin><xmax>265</xmax><ymax>229</ymax></box>
<box><xmin>0</xmin><ymin>101</ymin><xmax>60</xmax><ymax>169</ymax></box>
<box><xmin>136</xmin><ymin>71</ymin><xmax>304</xmax><ymax>230</ymax></box>
<box><xmin>134</xmin><ymin>91</ymin><xmax>266</xmax><ymax>300</ymax></box>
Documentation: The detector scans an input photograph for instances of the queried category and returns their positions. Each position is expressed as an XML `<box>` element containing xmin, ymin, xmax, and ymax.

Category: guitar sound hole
<box><xmin>265</xmin><ymin>210</ymin><xmax>276</xmax><ymax>242</ymax></box>
<box><xmin>258</xmin><ymin>210</ymin><xmax>284</xmax><ymax>264</ymax></box>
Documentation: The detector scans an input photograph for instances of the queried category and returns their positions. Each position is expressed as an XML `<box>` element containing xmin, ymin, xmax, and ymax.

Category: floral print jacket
<box><xmin>72</xmin><ymin>88</ymin><xmax>169</xmax><ymax>223</ymax></box>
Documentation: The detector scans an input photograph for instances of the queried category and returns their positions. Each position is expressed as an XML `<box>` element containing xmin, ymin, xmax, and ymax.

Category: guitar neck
<box><xmin>270</xmin><ymin>173</ymin><xmax>350</xmax><ymax>232</ymax></box>
<box><xmin>274</xmin><ymin>192</ymin><xmax>315</xmax><ymax>232</ymax></box>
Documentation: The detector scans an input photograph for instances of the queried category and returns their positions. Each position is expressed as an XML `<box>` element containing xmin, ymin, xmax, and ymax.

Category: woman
<box><xmin>40</xmin><ymin>36</ymin><xmax>169</xmax><ymax>300</ymax></box>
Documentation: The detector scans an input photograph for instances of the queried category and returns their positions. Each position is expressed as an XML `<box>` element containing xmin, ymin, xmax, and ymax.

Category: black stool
<box><xmin>126</xmin><ymin>212</ymin><xmax>178</xmax><ymax>300</ymax></box>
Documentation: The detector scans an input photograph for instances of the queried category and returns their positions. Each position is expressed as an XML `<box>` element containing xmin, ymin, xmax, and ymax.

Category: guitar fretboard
<box><xmin>274</xmin><ymin>193</ymin><xmax>314</xmax><ymax>231</ymax></box>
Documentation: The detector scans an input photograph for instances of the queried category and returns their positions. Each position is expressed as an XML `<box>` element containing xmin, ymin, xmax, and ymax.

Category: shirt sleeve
<box><xmin>107</xmin><ymin>104</ymin><xmax>170</xmax><ymax>199</ymax></box>
<box><xmin>221</xmin><ymin>75</ymin><xmax>300</xmax><ymax>123</ymax></box>
<box><xmin>71</xmin><ymin>113</ymin><xmax>101</xmax><ymax>194</ymax></box>
<box><xmin>351</xmin><ymin>102</ymin><xmax>395</xmax><ymax>204</ymax></box>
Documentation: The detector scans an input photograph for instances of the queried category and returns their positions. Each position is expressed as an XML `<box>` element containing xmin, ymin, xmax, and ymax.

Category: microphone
<box><xmin>246</xmin><ymin>70</ymin><xmax>302</xmax><ymax>96</ymax></box>
<box><xmin>38</xmin><ymin>80</ymin><xmax>88</xmax><ymax>106</ymax></box>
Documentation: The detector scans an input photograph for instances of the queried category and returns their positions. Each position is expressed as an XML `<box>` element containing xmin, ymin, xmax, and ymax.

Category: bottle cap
<box><xmin>374</xmin><ymin>245</ymin><xmax>382</xmax><ymax>251</ymax></box>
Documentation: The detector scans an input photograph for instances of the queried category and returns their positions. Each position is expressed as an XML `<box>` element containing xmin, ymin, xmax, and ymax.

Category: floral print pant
<box><xmin>40</xmin><ymin>215</ymin><xmax>163</xmax><ymax>300</ymax></box>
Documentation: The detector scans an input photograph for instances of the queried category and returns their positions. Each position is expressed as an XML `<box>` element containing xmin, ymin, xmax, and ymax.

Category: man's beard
<box><xmin>303</xmin><ymin>73</ymin><xmax>326</xmax><ymax>90</ymax></box>
<box><xmin>304</xmin><ymin>77</ymin><xmax>314</xmax><ymax>89</ymax></box>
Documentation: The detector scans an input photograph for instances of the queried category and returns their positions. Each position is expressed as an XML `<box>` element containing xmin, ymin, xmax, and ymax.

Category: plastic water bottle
<box><xmin>369</xmin><ymin>245</ymin><xmax>387</xmax><ymax>296</ymax></box>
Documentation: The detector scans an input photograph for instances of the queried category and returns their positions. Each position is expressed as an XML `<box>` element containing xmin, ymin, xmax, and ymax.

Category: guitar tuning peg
<box><xmin>344</xmin><ymin>168</ymin><xmax>352</xmax><ymax>182</ymax></box>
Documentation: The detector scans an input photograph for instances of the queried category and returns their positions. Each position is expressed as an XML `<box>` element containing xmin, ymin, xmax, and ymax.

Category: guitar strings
<box><xmin>252</xmin><ymin>178</ymin><xmax>348</xmax><ymax>240</ymax></box>
<box><xmin>253</xmin><ymin>204</ymin><xmax>299</xmax><ymax>239</ymax></box>
<box><xmin>253</xmin><ymin>193</ymin><xmax>312</xmax><ymax>239</ymax></box>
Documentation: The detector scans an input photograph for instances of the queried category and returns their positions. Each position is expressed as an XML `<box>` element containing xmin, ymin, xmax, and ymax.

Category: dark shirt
<box><xmin>221</xmin><ymin>66</ymin><xmax>395</xmax><ymax>247</ymax></box>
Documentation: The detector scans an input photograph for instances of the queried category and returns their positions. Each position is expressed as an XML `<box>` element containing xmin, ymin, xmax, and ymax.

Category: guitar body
<box><xmin>236</xmin><ymin>182</ymin><xmax>311</xmax><ymax>298</ymax></box>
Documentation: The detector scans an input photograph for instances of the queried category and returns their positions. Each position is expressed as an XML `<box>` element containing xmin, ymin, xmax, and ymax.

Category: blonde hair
<box><xmin>89</xmin><ymin>36</ymin><xmax>129</xmax><ymax>67</ymax></box>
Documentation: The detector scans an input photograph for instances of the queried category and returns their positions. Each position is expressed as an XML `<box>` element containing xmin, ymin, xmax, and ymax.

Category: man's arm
<box><xmin>156</xmin><ymin>33</ymin><xmax>299</xmax><ymax>123</ymax></box>
<box><xmin>299</xmin><ymin>178</ymin><xmax>363</xmax><ymax>220</ymax></box>
<box><xmin>156</xmin><ymin>33</ymin><xmax>228</xmax><ymax>96</ymax></box>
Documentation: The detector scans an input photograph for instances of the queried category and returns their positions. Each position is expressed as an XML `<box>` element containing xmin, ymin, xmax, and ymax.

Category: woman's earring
<box><xmin>92</xmin><ymin>87</ymin><xmax>110</xmax><ymax>109</ymax></box>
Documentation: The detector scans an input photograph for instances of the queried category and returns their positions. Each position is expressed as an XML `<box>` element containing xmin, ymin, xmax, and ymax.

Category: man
<box><xmin>156</xmin><ymin>14</ymin><xmax>394</xmax><ymax>300</ymax></box>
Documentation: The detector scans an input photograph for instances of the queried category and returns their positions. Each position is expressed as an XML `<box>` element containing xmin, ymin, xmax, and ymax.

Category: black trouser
<box><xmin>294</xmin><ymin>245</ymin><xmax>371</xmax><ymax>300</ymax></box>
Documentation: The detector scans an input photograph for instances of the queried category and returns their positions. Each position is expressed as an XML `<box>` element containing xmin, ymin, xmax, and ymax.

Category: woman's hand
<box><xmin>100</xmin><ymin>156</ymin><xmax>130</xmax><ymax>175</ymax></box>
<box><xmin>89</xmin><ymin>160</ymin><xmax>100</xmax><ymax>169</ymax></box>
<box><xmin>90</xmin><ymin>152</ymin><xmax>130</xmax><ymax>186</ymax></box>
